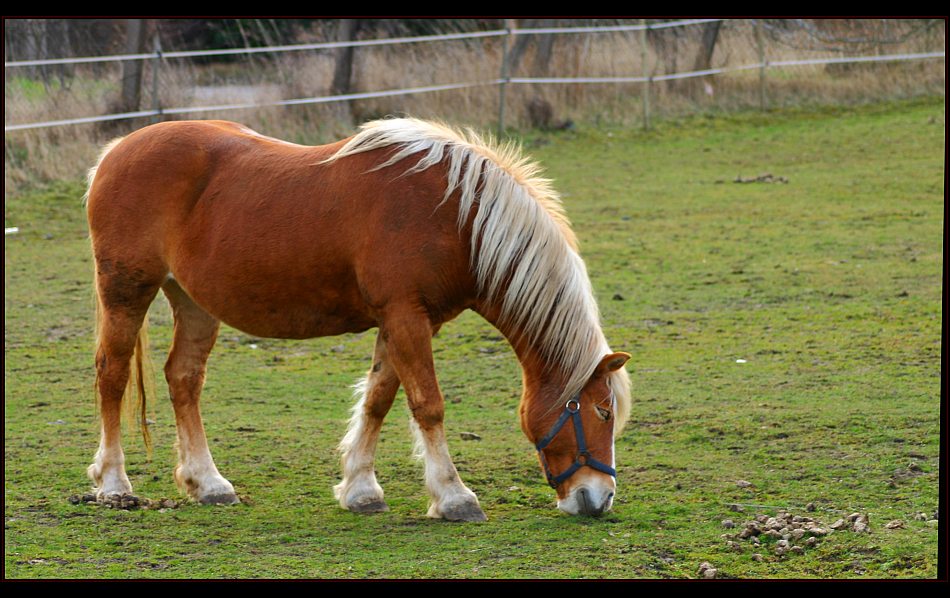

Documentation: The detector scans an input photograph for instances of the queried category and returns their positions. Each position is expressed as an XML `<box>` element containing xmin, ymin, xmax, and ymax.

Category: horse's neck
<box><xmin>475</xmin><ymin>300</ymin><xmax>569</xmax><ymax>406</ymax></box>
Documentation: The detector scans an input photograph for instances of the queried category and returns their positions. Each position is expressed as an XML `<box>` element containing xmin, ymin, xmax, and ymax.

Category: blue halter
<box><xmin>535</xmin><ymin>394</ymin><xmax>616</xmax><ymax>488</ymax></box>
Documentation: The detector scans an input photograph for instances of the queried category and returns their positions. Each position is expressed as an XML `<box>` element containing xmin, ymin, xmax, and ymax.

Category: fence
<box><xmin>5</xmin><ymin>18</ymin><xmax>945</xmax><ymax>134</ymax></box>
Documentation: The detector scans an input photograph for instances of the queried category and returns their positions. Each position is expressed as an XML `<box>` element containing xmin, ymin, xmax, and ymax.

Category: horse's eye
<box><xmin>595</xmin><ymin>406</ymin><xmax>612</xmax><ymax>422</ymax></box>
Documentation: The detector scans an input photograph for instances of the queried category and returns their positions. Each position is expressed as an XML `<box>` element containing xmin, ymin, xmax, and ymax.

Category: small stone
<box><xmin>736</xmin><ymin>480</ymin><xmax>753</xmax><ymax>488</ymax></box>
<box><xmin>776</xmin><ymin>539</ymin><xmax>789</xmax><ymax>549</ymax></box>
<box><xmin>908</xmin><ymin>461</ymin><xmax>922</xmax><ymax>472</ymax></box>
<box><xmin>729</xmin><ymin>503</ymin><xmax>745</xmax><ymax>512</ymax></box>
<box><xmin>884</xmin><ymin>520</ymin><xmax>904</xmax><ymax>530</ymax></box>
<box><xmin>68</xmin><ymin>495</ymin><xmax>81</xmax><ymax>505</ymax></box>
<box><xmin>914</xmin><ymin>512</ymin><xmax>928</xmax><ymax>521</ymax></box>
<box><xmin>756</xmin><ymin>514</ymin><xmax>769</xmax><ymax>524</ymax></box>
<box><xmin>765</xmin><ymin>530</ymin><xmax>782</xmax><ymax>539</ymax></box>
<box><xmin>722</xmin><ymin>519</ymin><xmax>735</xmax><ymax>529</ymax></box>
<box><xmin>791</xmin><ymin>529</ymin><xmax>805</xmax><ymax>541</ymax></box>
<box><xmin>847</xmin><ymin>512</ymin><xmax>863</xmax><ymax>522</ymax></box>
<box><xmin>160</xmin><ymin>499</ymin><xmax>178</xmax><ymax>509</ymax></box>
<box><xmin>612</xmin><ymin>293</ymin><xmax>624</xmax><ymax>301</ymax></box>
<box><xmin>774</xmin><ymin>546</ymin><xmax>787</xmax><ymax>557</ymax></box>
<box><xmin>330</xmin><ymin>345</ymin><xmax>345</xmax><ymax>353</ymax></box>
<box><xmin>927</xmin><ymin>519</ymin><xmax>938</xmax><ymax>527</ymax></box>
<box><xmin>727</xmin><ymin>541</ymin><xmax>743</xmax><ymax>553</ymax></box>
<box><xmin>805</xmin><ymin>537</ymin><xmax>818</xmax><ymax>547</ymax></box>
<box><xmin>765</xmin><ymin>517</ymin><xmax>780</xmax><ymax>530</ymax></box>
<box><xmin>698</xmin><ymin>562</ymin><xmax>714</xmax><ymax>574</ymax></box>
<box><xmin>751</xmin><ymin>536</ymin><xmax>761</xmax><ymax>545</ymax></box>
<box><xmin>805</xmin><ymin>502</ymin><xmax>816</xmax><ymax>512</ymax></box>
<box><xmin>790</xmin><ymin>546</ymin><xmax>804</xmax><ymax>555</ymax></box>
<box><xmin>751</xmin><ymin>553</ymin><xmax>764</xmax><ymax>562</ymax></box>
<box><xmin>853</xmin><ymin>520</ymin><xmax>869</xmax><ymax>534</ymax></box>
<box><xmin>459</xmin><ymin>432</ymin><xmax>482</xmax><ymax>441</ymax></box>
<box><xmin>779</xmin><ymin>526</ymin><xmax>791</xmax><ymax>536</ymax></box>
<box><xmin>702</xmin><ymin>568</ymin><xmax>718</xmax><ymax>579</ymax></box>
<box><xmin>830</xmin><ymin>518</ymin><xmax>847</xmax><ymax>530</ymax></box>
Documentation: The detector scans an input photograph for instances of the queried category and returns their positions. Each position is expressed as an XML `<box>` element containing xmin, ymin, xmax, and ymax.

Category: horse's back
<box><xmin>87</xmin><ymin>120</ymin><xmax>476</xmax><ymax>338</ymax></box>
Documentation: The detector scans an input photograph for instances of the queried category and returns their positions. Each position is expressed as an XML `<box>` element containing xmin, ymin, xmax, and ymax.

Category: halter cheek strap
<box><xmin>535</xmin><ymin>395</ymin><xmax>616</xmax><ymax>488</ymax></box>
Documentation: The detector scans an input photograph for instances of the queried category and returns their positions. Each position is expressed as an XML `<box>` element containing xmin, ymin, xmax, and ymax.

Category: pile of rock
<box><xmin>829</xmin><ymin>512</ymin><xmax>870</xmax><ymax>534</ymax></box>
<box><xmin>68</xmin><ymin>493</ymin><xmax>179</xmax><ymax>510</ymax></box>
<box><xmin>722</xmin><ymin>508</ymin><xmax>865</xmax><ymax>559</ymax></box>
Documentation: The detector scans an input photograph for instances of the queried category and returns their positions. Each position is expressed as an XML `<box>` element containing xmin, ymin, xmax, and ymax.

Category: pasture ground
<box><xmin>4</xmin><ymin>97</ymin><xmax>944</xmax><ymax>579</ymax></box>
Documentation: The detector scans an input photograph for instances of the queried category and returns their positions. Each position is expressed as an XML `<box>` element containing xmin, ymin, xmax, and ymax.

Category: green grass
<box><xmin>4</xmin><ymin>98</ymin><xmax>943</xmax><ymax>579</ymax></box>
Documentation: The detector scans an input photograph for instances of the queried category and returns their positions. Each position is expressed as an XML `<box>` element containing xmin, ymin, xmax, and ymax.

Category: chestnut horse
<box><xmin>85</xmin><ymin>118</ymin><xmax>631</xmax><ymax>520</ymax></box>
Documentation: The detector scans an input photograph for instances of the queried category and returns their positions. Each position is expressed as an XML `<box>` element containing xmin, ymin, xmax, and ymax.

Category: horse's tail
<box><xmin>93</xmin><ymin>292</ymin><xmax>155</xmax><ymax>456</ymax></box>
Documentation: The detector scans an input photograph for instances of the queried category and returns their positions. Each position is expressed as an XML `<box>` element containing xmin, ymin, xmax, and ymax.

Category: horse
<box><xmin>84</xmin><ymin>117</ymin><xmax>631</xmax><ymax>521</ymax></box>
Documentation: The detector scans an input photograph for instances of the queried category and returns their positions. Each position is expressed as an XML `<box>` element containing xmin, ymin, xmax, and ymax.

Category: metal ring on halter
<box><xmin>565</xmin><ymin>398</ymin><xmax>580</xmax><ymax>412</ymax></box>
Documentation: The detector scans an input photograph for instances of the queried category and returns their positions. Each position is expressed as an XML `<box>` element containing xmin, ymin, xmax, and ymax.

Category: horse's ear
<box><xmin>596</xmin><ymin>352</ymin><xmax>630</xmax><ymax>376</ymax></box>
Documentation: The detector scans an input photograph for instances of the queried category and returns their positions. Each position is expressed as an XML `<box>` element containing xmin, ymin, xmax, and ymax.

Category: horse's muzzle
<box><xmin>557</xmin><ymin>482</ymin><xmax>615</xmax><ymax>516</ymax></box>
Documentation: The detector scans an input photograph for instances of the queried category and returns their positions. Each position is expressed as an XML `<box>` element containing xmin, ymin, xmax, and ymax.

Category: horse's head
<box><xmin>521</xmin><ymin>352</ymin><xmax>630</xmax><ymax>516</ymax></box>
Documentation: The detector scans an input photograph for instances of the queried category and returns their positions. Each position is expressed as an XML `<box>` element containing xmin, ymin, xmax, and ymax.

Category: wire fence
<box><xmin>4</xmin><ymin>18</ymin><xmax>945</xmax><ymax>189</ymax></box>
<box><xmin>5</xmin><ymin>18</ymin><xmax>945</xmax><ymax>134</ymax></box>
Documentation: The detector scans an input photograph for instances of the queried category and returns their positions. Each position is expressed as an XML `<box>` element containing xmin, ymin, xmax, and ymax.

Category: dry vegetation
<box><xmin>4</xmin><ymin>19</ymin><xmax>945</xmax><ymax>192</ymax></box>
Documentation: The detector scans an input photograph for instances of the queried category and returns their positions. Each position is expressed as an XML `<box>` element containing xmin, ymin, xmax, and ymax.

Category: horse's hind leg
<box><xmin>162</xmin><ymin>280</ymin><xmax>238</xmax><ymax>505</ymax></box>
<box><xmin>88</xmin><ymin>269</ymin><xmax>161</xmax><ymax>500</ymax></box>
<box><xmin>335</xmin><ymin>331</ymin><xmax>401</xmax><ymax>513</ymax></box>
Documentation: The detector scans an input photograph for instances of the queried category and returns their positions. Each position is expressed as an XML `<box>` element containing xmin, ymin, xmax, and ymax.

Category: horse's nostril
<box><xmin>578</xmin><ymin>487</ymin><xmax>591</xmax><ymax>511</ymax></box>
<box><xmin>577</xmin><ymin>487</ymin><xmax>607</xmax><ymax>516</ymax></box>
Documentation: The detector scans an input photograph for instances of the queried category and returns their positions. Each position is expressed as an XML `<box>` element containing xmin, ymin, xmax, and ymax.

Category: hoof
<box><xmin>440</xmin><ymin>501</ymin><xmax>488</xmax><ymax>522</ymax></box>
<box><xmin>199</xmin><ymin>492</ymin><xmax>240</xmax><ymax>505</ymax></box>
<box><xmin>348</xmin><ymin>497</ymin><xmax>389</xmax><ymax>514</ymax></box>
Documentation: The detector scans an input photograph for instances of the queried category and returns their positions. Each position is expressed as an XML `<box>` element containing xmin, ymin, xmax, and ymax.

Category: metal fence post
<box><xmin>498</xmin><ymin>19</ymin><xmax>515</xmax><ymax>135</ymax></box>
<box><xmin>151</xmin><ymin>34</ymin><xmax>163</xmax><ymax>124</ymax></box>
<box><xmin>641</xmin><ymin>19</ymin><xmax>650</xmax><ymax>130</ymax></box>
<box><xmin>756</xmin><ymin>19</ymin><xmax>767</xmax><ymax>110</ymax></box>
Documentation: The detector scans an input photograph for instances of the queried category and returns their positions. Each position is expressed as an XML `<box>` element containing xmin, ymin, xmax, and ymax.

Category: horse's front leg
<box><xmin>162</xmin><ymin>281</ymin><xmax>238</xmax><ymax>505</ymax></box>
<box><xmin>335</xmin><ymin>331</ymin><xmax>400</xmax><ymax>513</ymax></box>
<box><xmin>382</xmin><ymin>310</ymin><xmax>487</xmax><ymax>522</ymax></box>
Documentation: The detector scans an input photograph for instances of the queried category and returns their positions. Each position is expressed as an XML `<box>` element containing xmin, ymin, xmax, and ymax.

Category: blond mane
<box><xmin>324</xmin><ymin>118</ymin><xmax>630</xmax><ymax>431</ymax></box>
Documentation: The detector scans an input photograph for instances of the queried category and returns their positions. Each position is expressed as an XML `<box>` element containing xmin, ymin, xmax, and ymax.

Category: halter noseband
<box><xmin>534</xmin><ymin>394</ymin><xmax>616</xmax><ymax>488</ymax></box>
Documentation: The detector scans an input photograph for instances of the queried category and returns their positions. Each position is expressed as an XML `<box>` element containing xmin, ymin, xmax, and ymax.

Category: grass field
<box><xmin>3</xmin><ymin>97</ymin><xmax>944</xmax><ymax>579</ymax></box>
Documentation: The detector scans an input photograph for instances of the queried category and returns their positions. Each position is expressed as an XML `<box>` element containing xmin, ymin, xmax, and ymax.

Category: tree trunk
<box><xmin>118</xmin><ymin>19</ymin><xmax>149</xmax><ymax>113</ymax></box>
<box><xmin>692</xmin><ymin>21</ymin><xmax>722</xmax><ymax>72</ymax></box>
<box><xmin>530</xmin><ymin>19</ymin><xmax>556</xmax><ymax>77</ymax></box>
<box><xmin>691</xmin><ymin>21</ymin><xmax>722</xmax><ymax>97</ymax></box>
<box><xmin>331</xmin><ymin>19</ymin><xmax>362</xmax><ymax>96</ymax></box>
